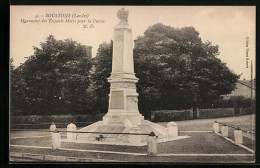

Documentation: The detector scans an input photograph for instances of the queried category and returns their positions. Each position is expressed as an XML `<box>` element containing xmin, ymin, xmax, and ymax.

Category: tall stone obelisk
<box><xmin>74</xmin><ymin>9</ymin><xmax>185</xmax><ymax>145</ymax></box>
<box><xmin>102</xmin><ymin>8</ymin><xmax>144</xmax><ymax>126</ymax></box>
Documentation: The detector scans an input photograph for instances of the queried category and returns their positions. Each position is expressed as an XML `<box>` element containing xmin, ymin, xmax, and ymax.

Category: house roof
<box><xmin>237</xmin><ymin>80</ymin><xmax>256</xmax><ymax>90</ymax></box>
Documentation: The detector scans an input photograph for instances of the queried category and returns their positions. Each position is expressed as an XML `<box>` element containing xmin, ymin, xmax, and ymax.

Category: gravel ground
<box><xmin>10</xmin><ymin>132</ymin><xmax>251</xmax><ymax>154</ymax></box>
<box><xmin>226</xmin><ymin>126</ymin><xmax>255</xmax><ymax>150</ymax></box>
<box><xmin>10</xmin><ymin>146</ymin><xmax>254</xmax><ymax>163</ymax></box>
<box><xmin>9</xmin><ymin>114</ymin><xmax>255</xmax><ymax>163</ymax></box>
<box><xmin>158</xmin><ymin>114</ymin><xmax>255</xmax><ymax>132</ymax></box>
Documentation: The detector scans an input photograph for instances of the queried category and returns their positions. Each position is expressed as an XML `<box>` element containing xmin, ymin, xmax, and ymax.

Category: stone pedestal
<box><xmin>50</xmin><ymin>122</ymin><xmax>56</xmax><ymax>131</ymax></box>
<box><xmin>234</xmin><ymin>130</ymin><xmax>243</xmax><ymax>145</ymax></box>
<box><xmin>67</xmin><ymin>123</ymin><xmax>77</xmax><ymax>140</ymax></box>
<box><xmin>102</xmin><ymin>84</ymin><xmax>144</xmax><ymax>126</ymax></box>
<box><xmin>221</xmin><ymin>125</ymin><xmax>228</xmax><ymax>137</ymax></box>
<box><xmin>167</xmin><ymin>122</ymin><xmax>178</xmax><ymax>137</ymax></box>
<box><xmin>52</xmin><ymin>130</ymin><xmax>61</xmax><ymax>149</ymax></box>
<box><xmin>102</xmin><ymin>8</ymin><xmax>144</xmax><ymax>126</ymax></box>
<box><xmin>147</xmin><ymin>133</ymin><xmax>158</xmax><ymax>156</ymax></box>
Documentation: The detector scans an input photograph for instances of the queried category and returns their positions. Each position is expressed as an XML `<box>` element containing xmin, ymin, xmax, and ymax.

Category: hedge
<box><xmin>239</xmin><ymin>108</ymin><xmax>252</xmax><ymax>115</ymax></box>
<box><xmin>10</xmin><ymin>107</ymin><xmax>252</xmax><ymax>129</ymax></box>
<box><xmin>151</xmin><ymin>110</ymin><xmax>191</xmax><ymax>122</ymax></box>
<box><xmin>10</xmin><ymin>113</ymin><xmax>105</xmax><ymax>129</ymax></box>
<box><xmin>198</xmin><ymin>108</ymin><xmax>234</xmax><ymax>119</ymax></box>
<box><xmin>151</xmin><ymin>108</ymin><xmax>240</xmax><ymax>122</ymax></box>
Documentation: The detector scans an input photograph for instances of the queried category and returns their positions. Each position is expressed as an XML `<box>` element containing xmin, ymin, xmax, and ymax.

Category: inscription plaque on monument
<box><xmin>110</xmin><ymin>91</ymin><xmax>124</xmax><ymax>109</ymax></box>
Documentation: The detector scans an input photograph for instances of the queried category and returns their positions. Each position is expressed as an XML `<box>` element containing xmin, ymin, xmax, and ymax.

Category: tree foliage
<box><xmin>11</xmin><ymin>24</ymin><xmax>239</xmax><ymax>119</ymax></box>
<box><xmin>134</xmin><ymin>24</ymin><xmax>239</xmax><ymax>118</ymax></box>
<box><xmin>90</xmin><ymin>24</ymin><xmax>238</xmax><ymax>119</ymax></box>
<box><xmin>91</xmin><ymin>42</ymin><xmax>113</xmax><ymax>113</ymax></box>
<box><xmin>11</xmin><ymin>35</ymin><xmax>92</xmax><ymax>115</ymax></box>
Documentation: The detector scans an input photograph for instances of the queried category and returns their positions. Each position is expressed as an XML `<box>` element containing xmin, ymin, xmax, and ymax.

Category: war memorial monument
<box><xmin>62</xmin><ymin>8</ymin><xmax>189</xmax><ymax>146</ymax></box>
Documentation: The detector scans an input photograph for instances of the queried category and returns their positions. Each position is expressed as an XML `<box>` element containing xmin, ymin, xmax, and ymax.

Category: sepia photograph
<box><xmin>9</xmin><ymin>5</ymin><xmax>256</xmax><ymax>163</ymax></box>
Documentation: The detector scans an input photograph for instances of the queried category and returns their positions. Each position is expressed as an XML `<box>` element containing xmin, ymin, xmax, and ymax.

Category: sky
<box><xmin>10</xmin><ymin>6</ymin><xmax>256</xmax><ymax>80</ymax></box>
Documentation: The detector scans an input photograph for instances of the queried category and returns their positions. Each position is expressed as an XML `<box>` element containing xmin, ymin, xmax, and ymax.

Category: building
<box><xmin>222</xmin><ymin>79</ymin><xmax>256</xmax><ymax>100</ymax></box>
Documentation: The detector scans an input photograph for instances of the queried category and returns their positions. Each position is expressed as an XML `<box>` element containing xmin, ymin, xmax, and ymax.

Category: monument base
<box><xmin>102</xmin><ymin>112</ymin><xmax>144</xmax><ymax>126</ymax></box>
<box><xmin>62</xmin><ymin>135</ymin><xmax>190</xmax><ymax>146</ymax></box>
<box><xmin>67</xmin><ymin>120</ymin><xmax>189</xmax><ymax>146</ymax></box>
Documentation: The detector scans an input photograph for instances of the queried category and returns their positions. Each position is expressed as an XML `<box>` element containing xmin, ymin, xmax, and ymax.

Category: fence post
<box><xmin>189</xmin><ymin>107</ymin><xmax>193</xmax><ymax>120</ymax></box>
<box><xmin>221</xmin><ymin>124</ymin><xmax>228</xmax><ymax>137</ymax></box>
<box><xmin>52</xmin><ymin>129</ymin><xmax>61</xmax><ymax>149</ymax></box>
<box><xmin>151</xmin><ymin>111</ymin><xmax>155</xmax><ymax>121</ymax></box>
<box><xmin>50</xmin><ymin>122</ymin><xmax>56</xmax><ymax>131</ymax></box>
<box><xmin>213</xmin><ymin>121</ymin><xmax>220</xmax><ymax>133</ymax></box>
<box><xmin>239</xmin><ymin>108</ymin><xmax>242</xmax><ymax>115</ymax></box>
<box><xmin>147</xmin><ymin>132</ymin><xmax>158</xmax><ymax>156</ymax></box>
<box><xmin>196</xmin><ymin>107</ymin><xmax>200</xmax><ymax>119</ymax></box>
<box><xmin>234</xmin><ymin>128</ymin><xmax>243</xmax><ymax>145</ymax></box>
<box><xmin>67</xmin><ymin>123</ymin><xmax>77</xmax><ymax>140</ymax></box>
<box><xmin>167</xmin><ymin>122</ymin><xmax>178</xmax><ymax>137</ymax></box>
<box><xmin>232</xmin><ymin>108</ymin><xmax>235</xmax><ymax>116</ymax></box>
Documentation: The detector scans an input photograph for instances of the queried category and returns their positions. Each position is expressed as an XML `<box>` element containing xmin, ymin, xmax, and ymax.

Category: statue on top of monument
<box><xmin>117</xmin><ymin>8</ymin><xmax>129</xmax><ymax>24</ymax></box>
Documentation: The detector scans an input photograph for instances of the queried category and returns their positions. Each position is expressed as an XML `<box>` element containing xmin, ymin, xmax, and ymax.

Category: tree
<box><xmin>90</xmin><ymin>24</ymin><xmax>239</xmax><ymax>119</ymax></box>
<box><xmin>134</xmin><ymin>24</ymin><xmax>239</xmax><ymax>119</ymax></box>
<box><xmin>10</xmin><ymin>58</ymin><xmax>21</xmax><ymax>115</ymax></box>
<box><xmin>11</xmin><ymin>35</ymin><xmax>92</xmax><ymax>115</ymax></box>
<box><xmin>91</xmin><ymin>42</ymin><xmax>113</xmax><ymax>113</ymax></box>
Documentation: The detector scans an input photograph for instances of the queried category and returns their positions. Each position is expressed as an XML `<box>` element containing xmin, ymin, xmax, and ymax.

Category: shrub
<box><xmin>10</xmin><ymin>114</ymin><xmax>105</xmax><ymax>125</ymax></box>
<box><xmin>239</xmin><ymin>108</ymin><xmax>252</xmax><ymax>115</ymax></box>
<box><xmin>198</xmin><ymin>108</ymin><xmax>234</xmax><ymax>119</ymax></box>
<box><xmin>151</xmin><ymin>110</ymin><xmax>190</xmax><ymax>122</ymax></box>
